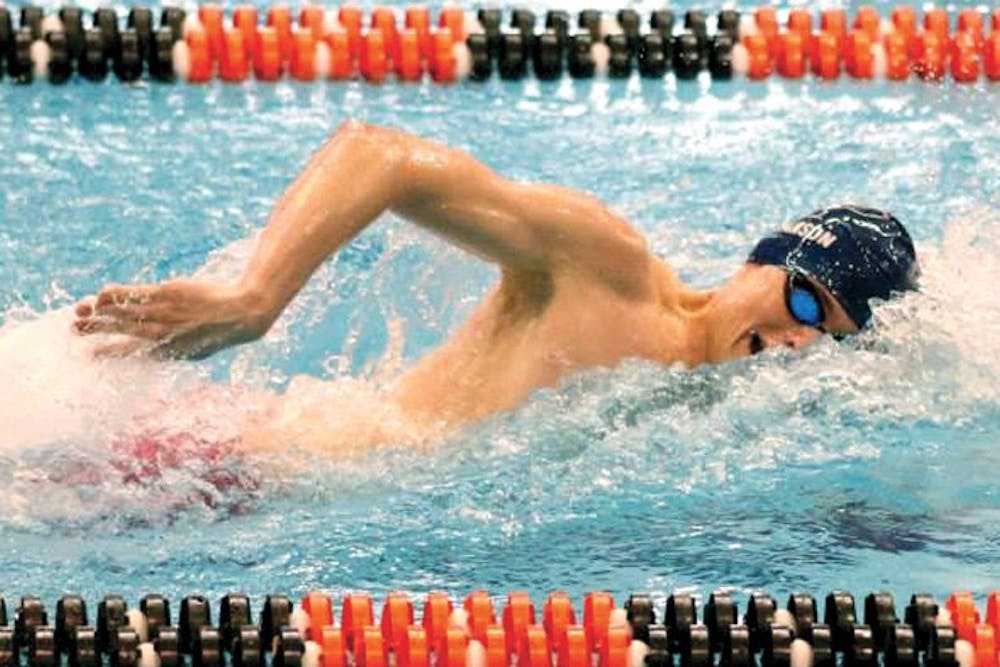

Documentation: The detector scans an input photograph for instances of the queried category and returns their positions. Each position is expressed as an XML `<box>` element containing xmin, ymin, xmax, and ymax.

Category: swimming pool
<box><xmin>0</xmin><ymin>0</ymin><xmax>998</xmax><ymax>635</ymax></box>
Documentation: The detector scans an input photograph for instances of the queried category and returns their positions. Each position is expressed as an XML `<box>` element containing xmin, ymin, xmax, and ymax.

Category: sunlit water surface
<box><xmin>0</xmin><ymin>7</ymin><xmax>998</xmax><ymax>610</ymax></box>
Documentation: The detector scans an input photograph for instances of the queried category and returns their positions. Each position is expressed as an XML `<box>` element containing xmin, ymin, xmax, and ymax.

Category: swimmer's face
<box><xmin>718</xmin><ymin>265</ymin><xmax>859</xmax><ymax>361</ymax></box>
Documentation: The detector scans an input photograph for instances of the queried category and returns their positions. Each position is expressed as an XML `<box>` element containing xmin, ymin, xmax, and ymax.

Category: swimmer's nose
<box><xmin>761</xmin><ymin>326</ymin><xmax>824</xmax><ymax>351</ymax></box>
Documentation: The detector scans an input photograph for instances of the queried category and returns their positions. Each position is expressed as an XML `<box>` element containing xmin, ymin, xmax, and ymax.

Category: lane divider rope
<box><xmin>1</xmin><ymin>4</ymin><xmax>999</xmax><ymax>85</ymax></box>
<box><xmin>1</xmin><ymin>590</ymin><xmax>999</xmax><ymax>667</ymax></box>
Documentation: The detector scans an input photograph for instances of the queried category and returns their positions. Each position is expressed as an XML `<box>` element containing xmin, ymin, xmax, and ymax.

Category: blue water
<box><xmin>0</xmin><ymin>2</ymin><xmax>999</xmax><ymax>618</ymax></box>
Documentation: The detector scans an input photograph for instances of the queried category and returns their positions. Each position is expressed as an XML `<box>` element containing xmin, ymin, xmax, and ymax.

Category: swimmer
<box><xmin>73</xmin><ymin>122</ymin><xmax>919</xmax><ymax>451</ymax></box>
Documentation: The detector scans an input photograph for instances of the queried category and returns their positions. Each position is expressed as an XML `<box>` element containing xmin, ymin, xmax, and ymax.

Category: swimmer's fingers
<box><xmin>74</xmin><ymin>315</ymin><xmax>171</xmax><ymax>340</ymax></box>
<box><xmin>94</xmin><ymin>284</ymin><xmax>160</xmax><ymax>310</ymax></box>
<box><xmin>74</xmin><ymin>285</ymin><xmax>161</xmax><ymax>330</ymax></box>
<box><xmin>85</xmin><ymin>302</ymin><xmax>161</xmax><ymax>323</ymax></box>
<box><xmin>74</xmin><ymin>298</ymin><xmax>95</xmax><ymax>318</ymax></box>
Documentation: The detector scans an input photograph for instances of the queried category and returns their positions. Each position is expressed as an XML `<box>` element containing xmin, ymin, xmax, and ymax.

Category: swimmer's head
<box><xmin>748</xmin><ymin>205</ymin><xmax>920</xmax><ymax>329</ymax></box>
<box><xmin>702</xmin><ymin>205</ymin><xmax>920</xmax><ymax>361</ymax></box>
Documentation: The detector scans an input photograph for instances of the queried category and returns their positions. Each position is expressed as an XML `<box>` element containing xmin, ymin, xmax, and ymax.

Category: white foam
<box><xmin>0</xmin><ymin>309</ymin><xmax>187</xmax><ymax>451</ymax></box>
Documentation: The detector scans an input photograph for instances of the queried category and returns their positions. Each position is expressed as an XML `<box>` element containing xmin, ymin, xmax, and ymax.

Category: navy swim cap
<box><xmin>748</xmin><ymin>205</ymin><xmax>920</xmax><ymax>328</ymax></box>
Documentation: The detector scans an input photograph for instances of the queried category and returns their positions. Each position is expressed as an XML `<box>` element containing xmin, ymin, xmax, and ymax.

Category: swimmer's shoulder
<box><xmin>647</xmin><ymin>256</ymin><xmax>700</xmax><ymax>309</ymax></box>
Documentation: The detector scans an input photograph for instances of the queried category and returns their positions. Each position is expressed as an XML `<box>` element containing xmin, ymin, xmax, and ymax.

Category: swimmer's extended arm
<box><xmin>240</xmin><ymin>122</ymin><xmax>653</xmax><ymax>317</ymax></box>
<box><xmin>75</xmin><ymin>122</ymin><xmax>651</xmax><ymax>358</ymax></box>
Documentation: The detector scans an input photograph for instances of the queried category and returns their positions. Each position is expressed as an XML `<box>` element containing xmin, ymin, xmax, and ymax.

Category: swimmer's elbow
<box><xmin>322</xmin><ymin>121</ymin><xmax>410</xmax><ymax>172</ymax></box>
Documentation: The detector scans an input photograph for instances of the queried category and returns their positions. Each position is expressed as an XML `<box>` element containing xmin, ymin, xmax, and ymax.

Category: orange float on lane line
<box><xmin>463</xmin><ymin>590</ymin><xmax>497</xmax><ymax>645</ymax></box>
<box><xmin>820</xmin><ymin>8</ymin><xmax>847</xmax><ymax>55</ymax></box>
<box><xmin>557</xmin><ymin>625</ymin><xmax>588</xmax><ymax>667</ymax></box>
<box><xmin>342</xmin><ymin>593</ymin><xmax>375</xmax><ymax>654</ymax></box>
<box><xmin>326</xmin><ymin>30</ymin><xmax>352</xmax><ymax>79</ymax></box>
<box><xmin>400</xmin><ymin>625</ymin><xmax>429</xmax><ymax>667</ymax></box>
<box><xmin>320</xmin><ymin>627</ymin><xmax>347</xmax><ymax>667</ymax></box>
<box><xmin>380</xmin><ymin>591</ymin><xmax>414</xmax><ymax>652</ymax></box>
<box><xmin>299</xmin><ymin>5</ymin><xmax>325</xmax><ymax>41</ymax></box>
<box><xmin>405</xmin><ymin>5</ymin><xmax>433</xmax><ymax>61</ymax></box>
<box><xmin>338</xmin><ymin>4</ymin><xmax>363</xmax><ymax>58</ymax></box>
<box><xmin>777</xmin><ymin>31</ymin><xmax>806</xmax><ymax>78</ymax></box>
<box><xmin>219</xmin><ymin>28</ymin><xmax>249</xmax><ymax>82</ymax></box>
<box><xmin>300</xmin><ymin>592</ymin><xmax>334</xmax><ymax>641</ymax></box>
<box><xmin>502</xmin><ymin>592</ymin><xmax>537</xmax><ymax>657</ymax></box>
<box><xmin>186</xmin><ymin>28</ymin><xmax>213</xmax><ymax>82</ymax></box>
<box><xmin>372</xmin><ymin>6</ymin><xmax>400</xmax><ymax>65</ymax></box>
<box><xmin>290</xmin><ymin>28</ymin><xmax>317</xmax><ymax>80</ymax></box>
<box><xmin>853</xmin><ymin>5</ymin><xmax>880</xmax><ymax>42</ymax></box>
<box><xmin>360</xmin><ymin>29</ymin><xmax>389</xmax><ymax>82</ymax></box>
<box><xmin>266</xmin><ymin>6</ymin><xmax>293</xmax><ymax>62</ymax></box>
<box><xmin>484</xmin><ymin>625</ymin><xmax>508</xmax><ymax>667</ymax></box>
<box><xmin>253</xmin><ymin>27</ymin><xmax>282</xmax><ymax>80</ymax></box>
<box><xmin>422</xmin><ymin>592</ymin><xmax>454</xmax><ymax>652</ymax></box>
<box><xmin>883</xmin><ymin>31</ymin><xmax>910</xmax><ymax>80</ymax></box>
<box><xmin>583</xmin><ymin>592</ymin><xmax>615</xmax><ymax>655</ymax></box>
<box><xmin>845</xmin><ymin>30</ymin><xmax>874</xmax><ymax>78</ymax></box>
<box><xmin>438</xmin><ymin>5</ymin><xmax>465</xmax><ymax>44</ymax></box>
<box><xmin>787</xmin><ymin>9</ymin><xmax>812</xmax><ymax>45</ymax></box>
<box><xmin>743</xmin><ymin>32</ymin><xmax>772</xmax><ymax>79</ymax></box>
<box><xmin>950</xmin><ymin>31</ymin><xmax>980</xmax><ymax>82</ymax></box>
<box><xmin>811</xmin><ymin>30</ymin><xmax>840</xmax><ymax>79</ymax></box>
<box><xmin>946</xmin><ymin>592</ymin><xmax>981</xmax><ymax>642</ymax></box>
<box><xmin>199</xmin><ymin>4</ymin><xmax>224</xmax><ymax>61</ymax></box>
<box><xmin>396</xmin><ymin>29</ymin><xmax>422</xmax><ymax>81</ymax></box>
<box><xmin>232</xmin><ymin>5</ymin><xmax>258</xmax><ymax>58</ymax></box>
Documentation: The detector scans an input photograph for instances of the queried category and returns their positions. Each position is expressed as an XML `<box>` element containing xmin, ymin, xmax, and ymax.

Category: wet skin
<box><xmin>74</xmin><ymin>122</ymin><xmax>858</xmax><ymax>450</ymax></box>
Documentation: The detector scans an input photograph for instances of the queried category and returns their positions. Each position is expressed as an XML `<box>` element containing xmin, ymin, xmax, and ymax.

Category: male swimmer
<box><xmin>74</xmin><ymin>122</ymin><xmax>919</xmax><ymax>451</ymax></box>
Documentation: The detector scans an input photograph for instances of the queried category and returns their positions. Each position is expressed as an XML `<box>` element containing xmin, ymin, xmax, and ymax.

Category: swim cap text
<box><xmin>781</xmin><ymin>221</ymin><xmax>838</xmax><ymax>248</ymax></box>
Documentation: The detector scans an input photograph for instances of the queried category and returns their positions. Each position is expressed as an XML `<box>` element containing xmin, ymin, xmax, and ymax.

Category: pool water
<box><xmin>0</xmin><ymin>1</ymin><xmax>998</xmax><ymax>611</ymax></box>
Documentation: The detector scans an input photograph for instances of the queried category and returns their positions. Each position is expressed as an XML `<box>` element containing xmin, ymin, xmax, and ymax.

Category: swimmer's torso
<box><xmin>388</xmin><ymin>259</ymin><xmax>700</xmax><ymax>424</ymax></box>
<box><xmin>240</xmin><ymin>258</ymin><xmax>703</xmax><ymax>454</ymax></box>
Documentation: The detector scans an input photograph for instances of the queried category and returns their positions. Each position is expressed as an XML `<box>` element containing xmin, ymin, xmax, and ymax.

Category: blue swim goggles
<box><xmin>785</xmin><ymin>270</ymin><xmax>826</xmax><ymax>328</ymax></box>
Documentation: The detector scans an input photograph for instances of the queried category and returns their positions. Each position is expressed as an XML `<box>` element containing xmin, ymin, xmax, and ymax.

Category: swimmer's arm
<box><xmin>240</xmin><ymin>122</ymin><xmax>654</xmax><ymax>321</ymax></box>
<box><xmin>76</xmin><ymin>122</ymin><xmax>651</xmax><ymax>358</ymax></box>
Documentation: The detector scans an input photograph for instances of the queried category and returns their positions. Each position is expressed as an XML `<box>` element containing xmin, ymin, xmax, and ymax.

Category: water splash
<box><xmin>0</xmin><ymin>210</ymin><xmax>996</xmax><ymax>537</ymax></box>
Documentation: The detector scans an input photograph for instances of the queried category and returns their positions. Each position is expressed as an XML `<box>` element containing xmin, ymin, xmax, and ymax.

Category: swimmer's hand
<box><xmin>73</xmin><ymin>280</ymin><xmax>272</xmax><ymax>359</ymax></box>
